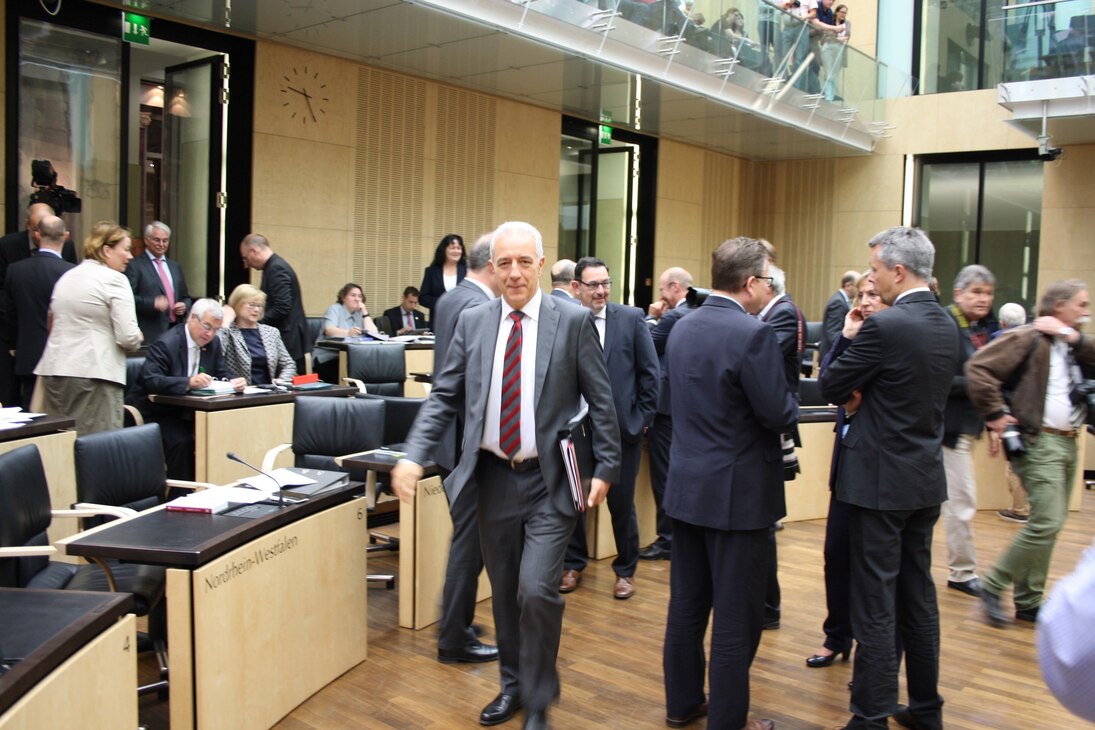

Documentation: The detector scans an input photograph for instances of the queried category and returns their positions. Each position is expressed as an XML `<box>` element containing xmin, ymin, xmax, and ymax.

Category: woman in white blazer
<box><xmin>218</xmin><ymin>284</ymin><xmax>296</xmax><ymax>385</ymax></box>
<box><xmin>35</xmin><ymin>221</ymin><xmax>143</xmax><ymax>434</ymax></box>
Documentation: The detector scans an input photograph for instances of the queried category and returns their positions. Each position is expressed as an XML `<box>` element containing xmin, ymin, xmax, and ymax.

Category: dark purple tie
<box><xmin>499</xmin><ymin>311</ymin><xmax>524</xmax><ymax>458</ymax></box>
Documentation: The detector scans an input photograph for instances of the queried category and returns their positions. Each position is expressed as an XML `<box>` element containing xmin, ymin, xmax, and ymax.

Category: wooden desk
<box><xmin>343</xmin><ymin>452</ymin><xmax>490</xmax><ymax>630</ymax></box>
<box><xmin>316</xmin><ymin>339</ymin><xmax>435</xmax><ymax>398</ymax></box>
<box><xmin>62</xmin><ymin>484</ymin><xmax>367</xmax><ymax>730</ymax></box>
<box><xmin>0</xmin><ymin>417</ymin><xmax>77</xmax><ymax>555</ymax></box>
<box><xmin>0</xmin><ymin>590</ymin><xmax>136</xmax><ymax>729</ymax></box>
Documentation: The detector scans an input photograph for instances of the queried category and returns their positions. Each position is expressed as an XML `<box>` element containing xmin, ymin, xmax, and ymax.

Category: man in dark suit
<box><xmin>819</xmin><ymin>270</ymin><xmax>859</xmax><ymax>361</ymax></box>
<box><xmin>640</xmin><ymin>266</ymin><xmax>693</xmax><ymax>561</ymax></box>
<box><xmin>548</xmin><ymin>259</ymin><xmax>579</xmax><ymax>305</ymax></box>
<box><xmin>240</xmin><ymin>234</ymin><xmax>310</xmax><ymax>374</ymax></box>
<box><xmin>662</xmin><ymin>237</ymin><xmax>797</xmax><ymax>730</ymax></box>
<box><xmin>431</xmin><ymin>234</ymin><xmax>500</xmax><ymax>666</ymax></box>
<box><xmin>0</xmin><ymin>202</ymin><xmax>76</xmax><ymax>405</ymax></box>
<box><xmin>2</xmin><ymin>214</ymin><xmax>74</xmax><ymax>407</ymax></box>
<box><xmin>392</xmin><ymin>222</ymin><xmax>621</xmax><ymax>730</ymax></box>
<box><xmin>132</xmin><ymin>299</ymin><xmax>246</xmax><ymax>480</ymax></box>
<box><xmin>126</xmin><ymin>221</ymin><xmax>192</xmax><ymax>343</ymax></box>
<box><xmin>561</xmin><ymin>256</ymin><xmax>659</xmax><ymax>599</ymax></box>
<box><xmin>757</xmin><ymin>261</ymin><xmax>806</xmax><ymax>631</ymax></box>
<box><xmin>382</xmin><ymin>287</ymin><xmax>427</xmax><ymax>334</ymax></box>
<box><xmin>820</xmin><ymin>227</ymin><xmax>959</xmax><ymax>730</ymax></box>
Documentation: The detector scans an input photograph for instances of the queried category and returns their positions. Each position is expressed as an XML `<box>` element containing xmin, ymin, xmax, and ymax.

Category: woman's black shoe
<box><xmin>805</xmin><ymin>646</ymin><xmax>851</xmax><ymax>668</ymax></box>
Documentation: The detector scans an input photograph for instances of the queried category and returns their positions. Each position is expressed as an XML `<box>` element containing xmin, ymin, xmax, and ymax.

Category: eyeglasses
<box><xmin>195</xmin><ymin>320</ymin><xmax>219</xmax><ymax>333</ymax></box>
<box><xmin>580</xmin><ymin>279</ymin><xmax>612</xmax><ymax>290</ymax></box>
<box><xmin>756</xmin><ymin>276</ymin><xmax>775</xmax><ymax>288</ymax></box>
<box><xmin>244</xmin><ymin>301</ymin><xmax>264</xmax><ymax>309</ymax></box>
<box><xmin>147</xmin><ymin>237</ymin><xmax>169</xmax><ymax>244</ymax></box>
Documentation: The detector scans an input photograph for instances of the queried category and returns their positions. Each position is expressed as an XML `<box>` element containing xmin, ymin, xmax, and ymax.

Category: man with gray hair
<box><xmin>132</xmin><ymin>298</ymin><xmax>246</xmax><ymax>479</ymax></box>
<box><xmin>820</xmin><ymin>227</ymin><xmax>958</xmax><ymax>730</ymax></box>
<box><xmin>993</xmin><ymin>302</ymin><xmax>1030</xmax><ymax>523</ymax></box>
<box><xmin>967</xmin><ymin>280</ymin><xmax>1095</xmax><ymax>628</ymax></box>
<box><xmin>549</xmin><ymin>258</ymin><xmax>579</xmax><ymax>305</ymax></box>
<box><xmin>127</xmin><ymin>221</ymin><xmax>192</xmax><ymax>343</ymax></box>
<box><xmin>940</xmin><ymin>264</ymin><xmax>1000</xmax><ymax>598</ymax></box>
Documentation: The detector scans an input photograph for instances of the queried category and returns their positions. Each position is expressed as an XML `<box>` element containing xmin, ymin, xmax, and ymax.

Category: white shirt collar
<box><xmin>502</xmin><ymin>288</ymin><xmax>543</xmax><ymax>322</ymax></box>
<box><xmin>758</xmin><ymin>292</ymin><xmax>786</xmax><ymax>319</ymax></box>
<box><xmin>894</xmin><ymin>286</ymin><xmax>931</xmax><ymax>304</ymax></box>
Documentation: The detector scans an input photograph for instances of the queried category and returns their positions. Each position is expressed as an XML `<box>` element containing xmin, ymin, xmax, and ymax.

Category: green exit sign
<box><xmin>123</xmin><ymin>13</ymin><xmax>150</xmax><ymax>45</ymax></box>
<box><xmin>600</xmin><ymin>125</ymin><xmax>612</xmax><ymax>144</ymax></box>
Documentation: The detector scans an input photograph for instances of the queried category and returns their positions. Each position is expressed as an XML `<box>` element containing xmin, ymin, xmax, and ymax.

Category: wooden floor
<box><xmin>141</xmin><ymin>489</ymin><xmax>1095</xmax><ymax>729</ymax></box>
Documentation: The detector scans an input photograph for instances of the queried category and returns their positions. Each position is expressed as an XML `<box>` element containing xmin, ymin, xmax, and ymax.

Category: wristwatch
<box><xmin>1058</xmin><ymin>326</ymin><xmax>1077</xmax><ymax>340</ymax></box>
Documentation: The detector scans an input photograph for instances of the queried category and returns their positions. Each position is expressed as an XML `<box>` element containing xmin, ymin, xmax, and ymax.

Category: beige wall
<box><xmin>251</xmin><ymin>40</ymin><xmax>561</xmax><ymax>317</ymax></box>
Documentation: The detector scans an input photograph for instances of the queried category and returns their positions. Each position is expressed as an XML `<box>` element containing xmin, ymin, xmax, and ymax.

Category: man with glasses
<box><xmin>126</xmin><ymin>221</ymin><xmax>192</xmax><ymax>343</ymax></box>
<box><xmin>560</xmin><ymin>257</ymin><xmax>659</xmax><ymax>599</ymax></box>
<box><xmin>132</xmin><ymin>298</ymin><xmax>245</xmax><ymax>479</ymax></box>
<box><xmin>662</xmin><ymin>237</ymin><xmax>796</xmax><ymax>730</ymax></box>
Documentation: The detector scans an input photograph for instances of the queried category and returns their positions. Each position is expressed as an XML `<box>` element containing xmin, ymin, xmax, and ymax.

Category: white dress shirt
<box><xmin>482</xmin><ymin>289</ymin><xmax>542</xmax><ymax>460</ymax></box>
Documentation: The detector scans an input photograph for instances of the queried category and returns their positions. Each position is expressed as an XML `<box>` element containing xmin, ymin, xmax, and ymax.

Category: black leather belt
<box><xmin>480</xmin><ymin>450</ymin><xmax>540</xmax><ymax>473</ymax></box>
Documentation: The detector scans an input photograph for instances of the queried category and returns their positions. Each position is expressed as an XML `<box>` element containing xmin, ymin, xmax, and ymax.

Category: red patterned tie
<box><xmin>499</xmin><ymin>311</ymin><xmax>524</xmax><ymax>459</ymax></box>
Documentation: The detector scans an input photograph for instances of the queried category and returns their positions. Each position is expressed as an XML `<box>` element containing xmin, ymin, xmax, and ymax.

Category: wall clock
<box><xmin>280</xmin><ymin>65</ymin><xmax>328</xmax><ymax>125</ymax></box>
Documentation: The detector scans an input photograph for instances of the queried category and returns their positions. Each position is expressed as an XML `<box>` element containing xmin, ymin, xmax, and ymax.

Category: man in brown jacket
<box><xmin>965</xmin><ymin>279</ymin><xmax>1095</xmax><ymax>627</ymax></box>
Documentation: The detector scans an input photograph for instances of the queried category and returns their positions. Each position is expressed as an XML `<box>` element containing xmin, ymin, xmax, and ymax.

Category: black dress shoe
<box><xmin>946</xmin><ymin>578</ymin><xmax>981</xmax><ymax>597</ymax></box>
<box><xmin>763</xmin><ymin>615</ymin><xmax>780</xmax><ymax>630</ymax></box>
<box><xmin>1016</xmin><ymin>605</ymin><xmax>1040</xmax><ymax>622</ymax></box>
<box><xmin>439</xmin><ymin>641</ymin><xmax>499</xmax><ymax>664</ymax></box>
<box><xmin>666</xmin><ymin>701</ymin><xmax>707</xmax><ymax>728</ymax></box>
<box><xmin>893</xmin><ymin>704</ymin><xmax>938</xmax><ymax>730</ymax></box>
<box><xmin>980</xmin><ymin>588</ymin><xmax>1011</xmax><ymax>628</ymax></box>
<box><xmin>523</xmin><ymin>710</ymin><xmax>548</xmax><ymax>729</ymax></box>
<box><xmin>639</xmin><ymin>542</ymin><xmax>671</xmax><ymax>560</ymax></box>
<box><xmin>480</xmin><ymin>693</ymin><xmax>521</xmax><ymax>726</ymax></box>
<box><xmin>805</xmin><ymin>645</ymin><xmax>851</xmax><ymax>668</ymax></box>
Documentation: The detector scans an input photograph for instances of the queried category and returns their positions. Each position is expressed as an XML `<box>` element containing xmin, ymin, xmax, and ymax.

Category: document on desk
<box><xmin>240</xmin><ymin>468</ymin><xmax>318</xmax><ymax>494</ymax></box>
<box><xmin>0</xmin><ymin>406</ymin><xmax>45</xmax><ymax>429</ymax></box>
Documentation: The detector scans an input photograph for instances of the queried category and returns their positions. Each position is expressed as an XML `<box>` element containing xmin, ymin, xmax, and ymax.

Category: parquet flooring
<box><xmin>142</xmin><ymin>488</ymin><xmax>1095</xmax><ymax>729</ymax></box>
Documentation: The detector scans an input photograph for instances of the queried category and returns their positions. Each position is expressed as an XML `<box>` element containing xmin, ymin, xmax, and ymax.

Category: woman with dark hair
<box><xmin>314</xmin><ymin>282</ymin><xmax>378</xmax><ymax>382</ymax></box>
<box><xmin>34</xmin><ymin>220</ymin><xmax>143</xmax><ymax>434</ymax></box>
<box><xmin>418</xmin><ymin>233</ymin><xmax>466</xmax><ymax>325</ymax></box>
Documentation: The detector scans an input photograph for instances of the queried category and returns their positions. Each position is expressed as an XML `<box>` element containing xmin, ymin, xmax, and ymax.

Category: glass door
<box><xmin>162</xmin><ymin>55</ymin><xmax>226</xmax><ymax>299</ymax></box>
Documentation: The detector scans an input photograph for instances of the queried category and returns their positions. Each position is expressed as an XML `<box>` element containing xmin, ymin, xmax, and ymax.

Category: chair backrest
<box><xmin>798</xmin><ymin>378</ymin><xmax>828</xmax><ymax>407</ymax></box>
<box><xmin>292</xmin><ymin>397</ymin><xmax>386</xmax><ymax>475</ymax></box>
<box><xmin>0</xmin><ymin>445</ymin><xmax>55</xmax><ymax>587</ymax></box>
<box><xmin>124</xmin><ymin>356</ymin><xmax>145</xmax><ymax>404</ymax></box>
<box><xmin>355</xmin><ymin>393</ymin><xmax>423</xmax><ymax>447</ymax></box>
<box><xmin>346</xmin><ymin>343</ymin><xmax>406</xmax><ymax>396</ymax></box>
<box><xmin>374</xmin><ymin>314</ymin><xmax>393</xmax><ymax>336</ymax></box>
<box><xmin>74</xmin><ymin>423</ymin><xmax>167</xmax><ymax>516</ymax></box>
<box><xmin>306</xmin><ymin>316</ymin><xmax>325</xmax><ymax>348</ymax></box>
<box><xmin>804</xmin><ymin>321</ymin><xmax>822</xmax><ymax>348</ymax></box>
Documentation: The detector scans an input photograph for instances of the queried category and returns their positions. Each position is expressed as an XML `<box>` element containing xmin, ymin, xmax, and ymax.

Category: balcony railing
<box><xmin>991</xmin><ymin>0</ymin><xmax>1095</xmax><ymax>83</ymax></box>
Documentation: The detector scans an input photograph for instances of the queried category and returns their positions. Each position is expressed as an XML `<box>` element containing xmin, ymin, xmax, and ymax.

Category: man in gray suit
<box><xmin>432</xmin><ymin>233</ymin><xmax>500</xmax><ymax>666</ymax></box>
<box><xmin>393</xmin><ymin>221</ymin><xmax>621</xmax><ymax>730</ymax></box>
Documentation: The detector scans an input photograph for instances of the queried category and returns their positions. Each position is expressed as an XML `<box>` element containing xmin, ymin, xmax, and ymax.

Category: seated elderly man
<box><xmin>131</xmin><ymin>298</ymin><xmax>245</xmax><ymax>479</ymax></box>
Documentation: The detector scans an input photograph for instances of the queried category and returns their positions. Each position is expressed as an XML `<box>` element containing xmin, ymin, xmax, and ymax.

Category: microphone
<box><xmin>226</xmin><ymin>451</ymin><xmax>287</xmax><ymax>508</ymax></box>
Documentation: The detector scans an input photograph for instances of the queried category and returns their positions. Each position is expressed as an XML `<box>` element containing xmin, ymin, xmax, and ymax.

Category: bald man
<box><xmin>549</xmin><ymin>258</ymin><xmax>579</xmax><ymax>305</ymax></box>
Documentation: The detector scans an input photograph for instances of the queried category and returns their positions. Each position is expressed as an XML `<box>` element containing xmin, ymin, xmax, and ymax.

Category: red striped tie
<box><xmin>499</xmin><ymin>311</ymin><xmax>524</xmax><ymax>459</ymax></box>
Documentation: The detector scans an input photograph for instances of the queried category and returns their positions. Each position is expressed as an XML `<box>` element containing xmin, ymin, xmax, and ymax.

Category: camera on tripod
<box><xmin>29</xmin><ymin>159</ymin><xmax>81</xmax><ymax>214</ymax></box>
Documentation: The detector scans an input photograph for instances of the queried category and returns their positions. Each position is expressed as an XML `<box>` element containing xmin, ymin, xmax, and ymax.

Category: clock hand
<box><xmin>285</xmin><ymin>85</ymin><xmax>312</xmax><ymax>98</ymax></box>
<box><xmin>304</xmin><ymin>94</ymin><xmax>317</xmax><ymax>123</ymax></box>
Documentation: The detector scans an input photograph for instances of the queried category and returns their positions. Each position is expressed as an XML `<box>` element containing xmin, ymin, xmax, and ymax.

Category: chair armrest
<box><xmin>66</xmin><ymin>504</ymin><xmax>139</xmax><ymax>520</ymax></box>
<box><xmin>0</xmin><ymin>546</ymin><xmax>56</xmax><ymax>558</ymax></box>
<box><xmin>123</xmin><ymin>404</ymin><xmax>144</xmax><ymax>426</ymax></box>
<box><xmin>261</xmin><ymin>443</ymin><xmax>293</xmax><ymax>472</ymax></box>
<box><xmin>342</xmin><ymin>377</ymin><xmax>367</xmax><ymax>394</ymax></box>
<box><xmin>166</xmin><ymin>479</ymin><xmax>219</xmax><ymax>494</ymax></box>
<box><xmin>333</xmin><ymin>449</ymin><xmax>380</xmax><ymax>468</ymax></box>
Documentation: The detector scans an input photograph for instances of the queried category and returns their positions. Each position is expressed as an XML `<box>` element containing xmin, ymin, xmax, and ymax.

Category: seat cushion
<box><xmin>66</xmin><ymin>561</ymin><xmax>166</xmax><ymax>616</ymax></box>
<box><xmin>25</xmin><ymin>561</ymin><xmax>79</xmax><ymax>590</ymax></box>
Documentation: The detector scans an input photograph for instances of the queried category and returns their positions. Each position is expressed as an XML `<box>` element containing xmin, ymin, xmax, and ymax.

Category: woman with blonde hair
<box><xmin>35</xmin><ymin>221</ymin><xmax>143</xmax><ymax>434</ymax></box>
<box><xmin>219</xmin><ymin>284</ymin><xmax>296</xmax><ymax>385</ymax></box>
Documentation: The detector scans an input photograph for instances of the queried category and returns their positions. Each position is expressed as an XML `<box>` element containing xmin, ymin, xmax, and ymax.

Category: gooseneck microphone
<box><xmin>226</xmin><ymin>451</ymin><xmax>285</xmax><ymax>508</ymax></box>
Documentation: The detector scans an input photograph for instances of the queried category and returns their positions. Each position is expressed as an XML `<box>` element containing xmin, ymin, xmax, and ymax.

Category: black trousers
<box><xmin>563</xmin><ymin>436</ymin><xmax>641</xmax><ymax>577</ymax></box>
<box><xmin>153</xmin><ymin>415</ymin><xmax>195</xmax><ymax>482</ymax></box>
<box><xmin>646</xmin><ymin>412</ymin><xmax>674</xmax><ymax>546</ymax></box>
<box><xmin>821</xmin><ymin>492</ymin><xmax>853</xmax><ymax>652</ymax></box>
<box><xmin>846</xmin><ymin>504</ymin><xmax>944</xmax><ymax>729</ymax></box>
<box><xmin>438</xmin><ymin>474</ymin><xmax>483</xmax><ymax>651</ymax></box>
<box><xmin>663</xmin><ymin>519</ymin><xmax>768</xmax><ymax>729</ymax></box>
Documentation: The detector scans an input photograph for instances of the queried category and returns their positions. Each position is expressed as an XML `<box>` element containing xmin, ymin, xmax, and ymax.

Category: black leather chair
<box><xmin>345</xmin><ymin>343</ymin><xmax>406</xmax><ymax>396</ymax></box>
<box><xmin>802</xmin><ymin>321</ymin><xmax>822</xmax><ymax>377</ymax></box>
<box><xmin>0</xmin><ymin>444</ymin><xmax>169</xmax><ymax>695</ymax></box>
<box><xmin>123</xmin><ymin>355</ymin><xmax>146</xmax><ymax>425</ymax></box>
<box><xmin>305</xmin><ymin>316</ymin><xmax>326</xmax><ymax>374</ymax></box>
<box><xmin>799</xmin><ymin>377</ymin><xmax>829</xmax><ymax>407</ymax></box>
<box><xmin>355</xmin><ymin>393</ymin><xmax>423</xmax><ymax>449</ymax></box>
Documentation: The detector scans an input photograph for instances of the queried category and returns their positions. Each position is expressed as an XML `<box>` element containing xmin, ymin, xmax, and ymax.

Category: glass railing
<box><xmin>988</xmin><ymin>0</ymin><xmax>1095</xmax><ymax>84</ymax></box>
<box><xmin>506</xmin><ymin>0</ymin><xmax>915</xmax><ymax>143</ymax></box>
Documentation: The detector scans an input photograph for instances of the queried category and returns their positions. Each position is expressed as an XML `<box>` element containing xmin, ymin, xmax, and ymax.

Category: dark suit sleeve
<box><xmin>261</xmin><ymin>263</ymin><xmax>294</xmax><ymax>327</ymax></box>
<box><xmin>741</xmin><ymin>324</ymin><xmax>799</xmax><ymax>434</ymax></box>
<box><xmin>767</xmin><ymin>302</ymin><xmax>801</xmax><ymax>359</ymax></box>
<box><xmin>649</xmin><ymin>307</ymin><xmax>679</xmax><ymax>355</ymax></box>
<box><xmin>2</xmin><ymin>271</ymin><xmax>16</xmax><ymax>347</ymax></box>
<box><xmin>418</xmin><ymin>267</ymin><xmax>442</xmax><ymax>310</ymax></box>
<box><xmin>576</xmin><ymin>312</ymin><xmax>622</xmax><ymax>483</ymax></box>
<box><xmin>822</xmin><ymin>296</ymin><xmax>846</xmax><ymax>353</ymax></box>
<box><xmin>633</xmin><ymin>313</ymin><xmax>660</xmax><ymax>429</ymax></box>
<box><xmin>126</xmin><ymin>261</ymin><xmax>160</xmax><ymax>316</ymax></box>
<box><xmin>819</xmin><ymin>316</ymin><xmax>885</xmax><ymax>406</ymax></box>
<box><xmin>61</xmin><ymin>240</ymin><xmax>77</xmax><ymax>265</ymax></box>
<box><xmin>141</xmin><ymin>339</ymin><xmax>191</xmax><ymax>396</ymax></box>
<box><xmin>403</xmin><ymin>314</ymin><xmax>469</xmax><ymax>464</ymax></box>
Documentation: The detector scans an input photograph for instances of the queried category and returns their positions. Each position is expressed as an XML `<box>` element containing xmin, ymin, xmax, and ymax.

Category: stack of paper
<box><xmin>188</xmin><ymin>380</ymin><xmax>236</xmax><ymax>396</ymax></box>
<box><xmin>0</xmin><ymin>407</ymin><xmax>46</xmax><ymax>431</ymax></box>
<box><xmin>239</xmin><ymin>467</ymin><xmax>318</xmax><ymax>494</ymax></box>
